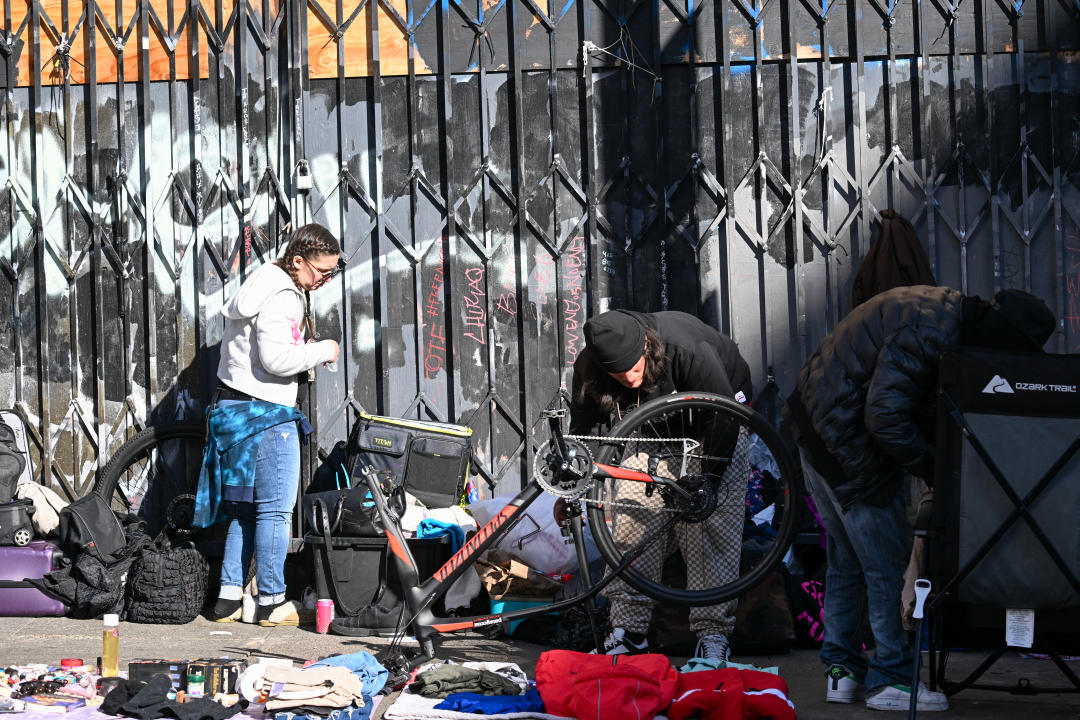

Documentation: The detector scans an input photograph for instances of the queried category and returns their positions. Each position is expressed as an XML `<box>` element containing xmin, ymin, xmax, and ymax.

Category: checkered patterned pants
<box><xmin>606</xmin><ymin>428</ymin><xmax>749</xmax><ymax>638</ymax></box>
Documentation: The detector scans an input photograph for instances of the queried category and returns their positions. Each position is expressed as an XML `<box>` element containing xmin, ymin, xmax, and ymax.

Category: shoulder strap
<box><xmin>315</xmin><ymin>499</ymin><xmax>366</xmax><ymax>618</ymax></box>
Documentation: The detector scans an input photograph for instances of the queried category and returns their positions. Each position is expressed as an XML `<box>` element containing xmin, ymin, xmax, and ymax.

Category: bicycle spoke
<box><xmin>586</xmin><ymin>393</ymin><xmax>801</xmax><ymax>606</ymax></box>
<box><xmin>94</xmin><ymin>425</ymin><xmax>206</xmax><ymax>538</ymax></box>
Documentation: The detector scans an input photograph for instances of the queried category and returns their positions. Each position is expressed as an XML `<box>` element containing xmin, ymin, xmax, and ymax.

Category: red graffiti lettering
<box><xmin>424</xmin><ymin>244</ymin><xmax>447</xmax><ymax>377</ymax></box>
<box><xmin>563</xmin><ymin>237</ymin><xmax>586</xmax><ymax>363</ymax></box>
<box><xmin>496</xmin><ymin>292</ymin><xmax>517</xmax><ymax>317</ymax></box>
<box><xmin>463</xmin><ymin>266</ymin><xmax>487</xmax><ymax>344</ymax></box>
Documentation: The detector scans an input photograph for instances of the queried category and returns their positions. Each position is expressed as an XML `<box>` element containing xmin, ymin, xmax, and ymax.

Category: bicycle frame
<box><xmin>356</xmin><ymin>419</ymin><xmax>692</xmax><ymax>661</ymax></box>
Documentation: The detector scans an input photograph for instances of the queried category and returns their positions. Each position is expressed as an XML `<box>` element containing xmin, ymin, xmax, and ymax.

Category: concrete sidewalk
<box><xmin>2</xmin><ymin>615</ymin><xmax>1079</xmax><ymax>718</ymax></box>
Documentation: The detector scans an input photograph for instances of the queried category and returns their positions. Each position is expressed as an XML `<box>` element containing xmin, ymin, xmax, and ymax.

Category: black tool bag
<box><xmin>124</xmin><ymin>537</ymin><xmax>209</xmax><ymax>624</ymax></box>
<box><xmin>56</xmin><ymin>493</ymin><xmax>127</xmax><ymax>563</ymax></box>
<box><xmin>348</xmin><ymin>413</ymin><xmax>472</xmax><ymax>509</ymax></box>
<box><xmin>302</xmin><ymin>471</ymin><xmax>406</xmax><ymax>539</ymax></box>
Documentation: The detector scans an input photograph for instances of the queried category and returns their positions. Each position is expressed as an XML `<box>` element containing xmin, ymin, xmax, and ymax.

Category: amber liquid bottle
<box><xmin>101</xmin><ymin>613</ymin><xmax>120</xmax><ymax>677</ymax></box>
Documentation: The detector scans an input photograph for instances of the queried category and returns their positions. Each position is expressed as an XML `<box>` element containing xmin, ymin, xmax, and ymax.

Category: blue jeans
<box><xmin>219</xmin><ymin>399</ymin><xmax>300</xmax><ymax>604</ymax></box>
<box><xmin>800</xmin><ymin>450</ymin><xmax>914</xmax><ymax>691</ymax></box>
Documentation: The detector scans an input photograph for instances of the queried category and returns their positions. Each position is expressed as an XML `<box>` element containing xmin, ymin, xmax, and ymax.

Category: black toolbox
<box><xmin>306</xmin><ymin>534</ymin><xmax>452</xmax><ymax>620</ymax></box>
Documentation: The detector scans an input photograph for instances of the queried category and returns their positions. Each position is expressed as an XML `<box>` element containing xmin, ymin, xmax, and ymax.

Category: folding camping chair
<box><xmin>910</xmin><ymin>346</ymin><xmax>1080</xmax><ymax>717</ymax></box>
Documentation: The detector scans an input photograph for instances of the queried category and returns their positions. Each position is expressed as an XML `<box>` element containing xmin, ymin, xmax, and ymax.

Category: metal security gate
<box><xmin>1</xmin><ymin>0</ymin><xmax>1078</xmax><ymax>498</ymax></box>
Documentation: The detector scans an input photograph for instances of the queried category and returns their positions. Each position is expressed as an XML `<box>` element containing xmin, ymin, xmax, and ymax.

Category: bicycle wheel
<box><xmin>94</xmin><ymin>424</ymin><xmax>206</xmax><ymax>539</ymax></box>
<box><xmin>584</xmin><ymin>392</ymin><xmax>802</xmax><ymax>606</ymax></box>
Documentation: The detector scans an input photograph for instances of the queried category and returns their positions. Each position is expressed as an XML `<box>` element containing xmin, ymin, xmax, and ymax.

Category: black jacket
<box><xmin>788</xmin><ymin>286</ymin><xmax>964</xmax><ymax>508</ymax></box>
<box><xmin>570</xmin><ymin>311</ymin><xmax>751</xmax><ymax>436</ymax></box>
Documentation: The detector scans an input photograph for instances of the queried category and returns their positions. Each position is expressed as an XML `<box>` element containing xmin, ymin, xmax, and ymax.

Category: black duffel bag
<box><xmin>124</xmin><ymin>537</ymin><xmax>208</xmax><ymax>624</ymax></box>
<box><xmin>302</xmin><ymin>470</ymin><xmax>406</xmax><ymax>539</ymax></box>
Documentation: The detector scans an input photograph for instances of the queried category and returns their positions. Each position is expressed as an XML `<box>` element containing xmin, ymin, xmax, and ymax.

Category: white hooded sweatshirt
<box><xmin>217</xmin><ymin>263</ymin><xmax>337</xmax><ymax>406</ymax></box>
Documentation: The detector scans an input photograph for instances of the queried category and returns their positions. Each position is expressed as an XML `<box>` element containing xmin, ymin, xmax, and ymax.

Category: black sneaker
<box><xmin>211</xmin><ymin>598</ymin><xmax>242</xmax><ymax>623</ymax></box>
<box><xmin>590</xmin><ymin>627</ymin><xmax>650</xmax><ymax>655</ymax></box>
<box><xmin>329</xmin><ymin>604</ymin><xmax>407</xmax><ymax>637</ymax></box>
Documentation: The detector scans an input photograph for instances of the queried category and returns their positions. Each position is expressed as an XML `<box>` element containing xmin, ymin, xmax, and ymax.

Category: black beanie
<box><xmin>584</xmin><ymin>310</ymin><xmax>646</xmax><ymax>373</ymax></box>
<box><xmin>991</xmin><ymin>289</ymin><xmax>1057</xmax><ymax>351</ymax></box>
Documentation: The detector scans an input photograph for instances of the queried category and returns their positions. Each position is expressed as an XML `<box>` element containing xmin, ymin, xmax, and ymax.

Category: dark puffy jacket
<box><xmin>792</xmin><ymin>285</ymin><xmax>964</xmax><ymax>507</ymax></box>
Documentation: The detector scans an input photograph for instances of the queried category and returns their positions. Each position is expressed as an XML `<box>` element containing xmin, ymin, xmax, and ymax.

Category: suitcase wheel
<box><xmin>13</xmin><ymin>528</ymin><xmax>31</xmax><ymax>546</ymax></box>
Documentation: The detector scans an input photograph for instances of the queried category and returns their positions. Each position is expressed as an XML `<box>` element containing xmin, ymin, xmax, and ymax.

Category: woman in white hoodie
<box><xmin>210</xmin><ymin>223</ymin><xmax>341</xmax><ymax>626</ymax></box>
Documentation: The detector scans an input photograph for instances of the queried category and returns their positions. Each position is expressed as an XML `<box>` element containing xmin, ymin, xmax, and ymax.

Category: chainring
<box><xmin>533</xmin><ymin>437</ymin><xmax>595</xmax><ymax>499</ymax></box>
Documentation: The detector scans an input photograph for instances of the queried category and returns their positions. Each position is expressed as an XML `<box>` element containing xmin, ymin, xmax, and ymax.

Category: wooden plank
<box><xmin>5</xmin><ymin>0</ymin><xmax>237</xmax><ymax>85</ymax></box>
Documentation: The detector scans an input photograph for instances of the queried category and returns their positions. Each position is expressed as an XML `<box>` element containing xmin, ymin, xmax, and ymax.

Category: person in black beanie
<box><xmin>784</xmin><ymin>285</ymin><xmax>1056</xmax><ymax>712</ymax></box>
<box><xmin>569</xmin><ymin>309</ymin><xmax>752</xmax><ymax>661</ymax></box>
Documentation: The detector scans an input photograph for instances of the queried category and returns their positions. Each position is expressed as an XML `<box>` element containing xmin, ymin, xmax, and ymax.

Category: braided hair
<box><xmin>273</xmin><ymin>223</ymin><xmax>341</xmax><ymax>289</ymax></box>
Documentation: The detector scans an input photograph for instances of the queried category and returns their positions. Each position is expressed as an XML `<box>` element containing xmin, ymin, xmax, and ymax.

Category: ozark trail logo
<box><xmin>982</xmin><ymin>375</ymin><xmax>1014</xmax><ymax>394</ymax></box>
<box><xmin>982</xmin><ymin>374</ymin><xmax>1078</xmax><ymax>395</ymax></box>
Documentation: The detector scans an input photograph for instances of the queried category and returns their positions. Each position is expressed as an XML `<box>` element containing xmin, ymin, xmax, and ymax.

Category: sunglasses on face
<box><xmin>303</xmin><ymin>257</ymin><xmax>345</xmax><ymax>281</ymax></box>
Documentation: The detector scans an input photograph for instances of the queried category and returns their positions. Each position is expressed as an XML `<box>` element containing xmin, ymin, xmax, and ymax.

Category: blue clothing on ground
<box><xmin>416</xmin><ymin>518</ymin><xmax>465</xmax><ymax>552</ymax></box>
<box><xmin>194</xmin><ymin>399</ymin><xmax>310</xmax><ymax>527</ymax></box>
<box><xmin>309</xmin><ymin>651</ymin><xmax>389</xmax><ymax>696</ymax></box>
<box><xmin>434</xmin><ymin>688</ymin><xmax>545</xmax><ymax>714</ymax></box>
<box><xmin>801</xmin><ymin>450</ymin><xmax>914</xmax><ymax>691</ymax></box>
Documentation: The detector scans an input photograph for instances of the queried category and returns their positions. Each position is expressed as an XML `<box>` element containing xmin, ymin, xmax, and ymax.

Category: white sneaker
<box><xmin>866</xmin><ymin>682</ymin><xmax>949</xmax><ymax>711</ymax></box>
<box><xmin>826</xmin><ymin>665</ymin><xmax>865</xmax><ymax>703</ymax></box>
<box><xmin>694</xmin><ymin>634</ymin><xmax>731</xmax><ymax>662</ymax></box>
<box><xmin>591</xmin><ymin>627</ymin><xmax>650</xmax><ymax>655</ymax></box>
<box><xmin>256</xmin><ymin>600</ymin><xmax>311</xmax><ymax>627</ymax></box>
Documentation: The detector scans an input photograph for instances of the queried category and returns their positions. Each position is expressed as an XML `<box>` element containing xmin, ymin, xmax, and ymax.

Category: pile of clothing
<box><xmin>379</xmin><ymin>652</ymin><xmax>795</xmax><ymax>720</ymax></box>
<box><xmin>241</xmin><ymin>652</ymin><xmax>388</xmax><ymax>720</ymax></box>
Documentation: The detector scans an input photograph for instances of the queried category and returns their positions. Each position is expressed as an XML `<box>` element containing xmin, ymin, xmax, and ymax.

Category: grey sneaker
<box><xmin>866</xmin><ymin>682</ymin><xmax>948</xmax><ymax>711</ymax></box>
<box><xmin>694</xmin><ymin>634</ymin><xmax>731</xmax><ymax>662</ymax></box>
<box><xmin>592</xmin><ymin>627</ymin><xmax>650</xmax><ymax>655</ymax></box>
<box><xmin>826</xmin><ymin>665</ymin><xmax>865</xmax><ymax>703</ymax></box>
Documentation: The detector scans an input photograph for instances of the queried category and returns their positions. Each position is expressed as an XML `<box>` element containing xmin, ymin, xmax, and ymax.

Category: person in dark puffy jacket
<box><xmin>785</xmin><ymin>285</ymin><xmax>1056</xmax><ymax>712</ymax></box>
<box><xmin>569</xmin><ymin>309</ymin><xmax>752</xmax><ymax>662</ymax></box>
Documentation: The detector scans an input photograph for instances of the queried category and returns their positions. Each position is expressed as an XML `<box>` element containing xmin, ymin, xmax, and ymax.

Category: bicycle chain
<box><xmin>555</xmin><ymin>433</ymin><xmax>689</xmax><ymax>513</ymax></box>
<box><xmin>564</xmin><ymin>433</ymin><xmax>681</xmax><ymax>443</ymax></box>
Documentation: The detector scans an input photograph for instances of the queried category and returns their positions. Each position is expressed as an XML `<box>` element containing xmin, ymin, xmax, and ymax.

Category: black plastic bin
<box><xmin>306</xmin><ymin>533</ymin><xmax>452</xmax><ymax>620</ymax></box>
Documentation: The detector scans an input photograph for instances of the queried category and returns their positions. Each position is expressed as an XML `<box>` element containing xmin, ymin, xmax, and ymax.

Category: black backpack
<box><xmin>0</xmin><ymin>421</ymin><xmax>27</xmax><ymax>505</ymax></box>
<box><xmin>57</xmin><ymin>493</ymin><xmax>127</xmax><ymax>562</ymax></box>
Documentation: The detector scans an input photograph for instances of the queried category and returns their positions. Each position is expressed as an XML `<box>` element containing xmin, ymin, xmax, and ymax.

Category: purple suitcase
<box><xmin>0</xmin><ymin>539</ymin><xmax>67</xmax><ymax>616</ymax></box>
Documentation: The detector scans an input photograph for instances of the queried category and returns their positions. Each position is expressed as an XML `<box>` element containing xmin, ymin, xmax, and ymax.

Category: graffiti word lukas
<box><xmin>463</xmin><ymin>266</ymin><xmax>487</xmax><ymax>344</ymax></box>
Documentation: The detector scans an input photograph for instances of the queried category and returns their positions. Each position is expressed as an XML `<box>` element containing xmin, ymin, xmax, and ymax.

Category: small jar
<box><xmin>186</xmin><ymin>671</ymin><xmax>205</xmax><ymax>698</ymax></box>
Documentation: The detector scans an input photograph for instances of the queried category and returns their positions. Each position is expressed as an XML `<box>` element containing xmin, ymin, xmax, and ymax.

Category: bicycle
<box><xmin>352</xmin><ymin>391</ymin><xmax>802</xmax><ymax>670</ymax></box>
<box><xmin>94</xmin><ymin>424</ymin><xmax>206</xmax><ymax>540</ymax></box>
